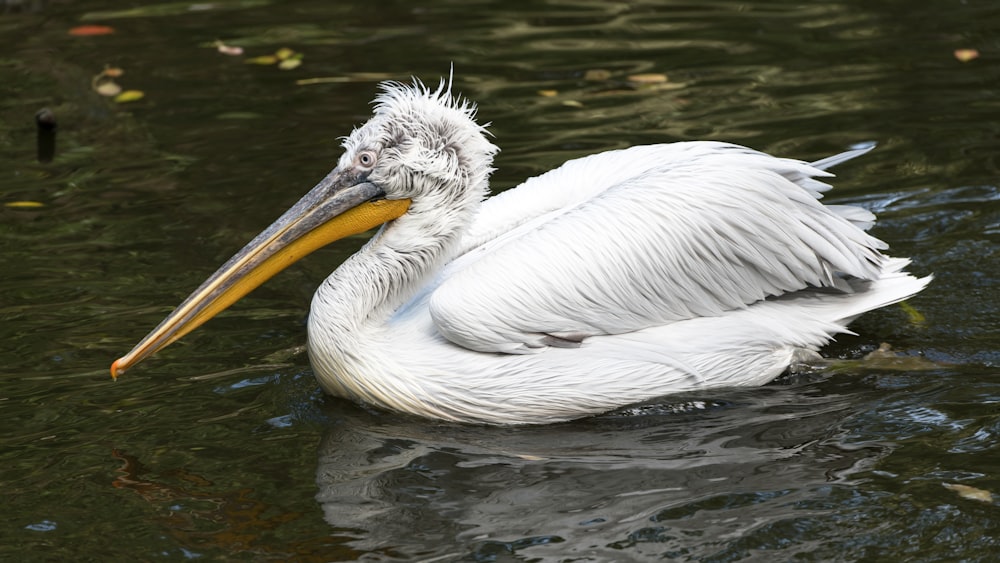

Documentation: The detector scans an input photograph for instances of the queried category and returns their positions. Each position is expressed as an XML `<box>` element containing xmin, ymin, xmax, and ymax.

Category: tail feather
<box><xmin>827</xmin><ymin>257</ymin><xmax>932</xmax><ymax>326</ymax></box>
<box><xmin>808</xmin><ymin>143</ymin><xmax>880</xmax><ymax>231</ymax></box>
<box><xmin>810</xmin><ymin>143</ymin><xmax>876</xmax><ymax>171</ymax></box>
<box><xmin>827</xmin><ymin>204</ymin><xmax>879</xmax><ymax>232</ymax></box>
<box><xmin>770</xmin><ymin>257</ymin><xmax>931</xmax><ymax>330</ymax></box>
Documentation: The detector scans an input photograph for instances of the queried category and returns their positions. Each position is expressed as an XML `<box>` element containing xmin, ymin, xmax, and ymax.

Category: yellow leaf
<box><xmin>537</xmin><ymin>89</ymin><xmax>558</xmax><ymax>97</ymax></box>
<box><xmin>943</xmin><ymin>483</ymin><xmax>994</xmax><ymax>503</ymax></box>
<box><xmin>278</xmin><ymin>57</ymin><xmax>302</xmax><ymax>70</ymax></box>
<box><xmin>245</xmin><ymin>55</ymin><xmax>278</xmax><ymax>65</ymax></box>
<box><xmin>899</xmin><ymin>301</ymin><xmax>926</xmax><ymax>325</ymax></box>
<box><xmin>628</xmin><ymin>73</ymin><xmax>669</xmax><ymax>84</ymax></box>
<box><xmin>275</xmin><ymin>47</ymin><xmax>295</xmax><ymax>60</ymax></box>
<box><xmin>583</xmin><ymin>69</ymin><xmax>611</xmax><ymax>81</ymax></box>
<box><xmin>95</xmin><ymin>80</ymin><xmax>122</xmax><ymax>97</ymax></box>
<box><xmin>5</xmin><ymin>201</ymin><xmax>45</xmax><ymax>208</ymax></box>
<box><xmin>954</xmin><ymin>49</ymin><xmax>979</xmax><ymax>62</ymax></box>
<box><xmin>113</xmin><ymin>90</ymin><xmax>145</xmax><ymax>103</ymax></box>
<box><xmin>561</xmin><ymin>100</ymin><xmax>584</xmax><ymax>108</ymax></box>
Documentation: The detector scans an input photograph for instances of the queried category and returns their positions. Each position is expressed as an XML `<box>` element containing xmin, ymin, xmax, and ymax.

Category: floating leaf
<box><xmin>860</xmin><ymin>343</ymin><xmax>940</xmax><ymax>371</ymax></box>
<box><xmin>295</xmin><ymin>72</ymin><xmax>395</xmax><ymax>86</ymax></box>
<box><xmin>561</xmin><ymin>100</ymin><xmax>584</xmax><ymax>108</ymax></box>
<box><xmin>69</xmin><ymin>25</ymin><xmax>115</xmax><ymax>36</ymax></box>
<box><xmin>954</xmin><ymin>49</ymin><xmax>979</xmax><ymax>62</ymax></box>
<box><xmin>278</xmin><ymin>55</ymin><xmax>303</xmax><ymax>70</ymax></box>
<box><xmin>94</xmin><ymin>80</ymin><xmax>123</xmax><ymax>97</ymax></box>
<box><xmin>943</xmin><ymin>483</ymin><xmax>994</xmax><ymax>503</ymax></box>
<box><xmin>113</xmin><ymin>90</ymin><xmax>145</xmax><ymax>103</ymax></box>
<box><xmin>628</xmin><ymin>73</ymin><xmax>669</xmax><ymax>84</ymax></box>
<box><xmin>245</xmin><ymin>55</ymin><xmax>278</xmax><ymax>65</ymax></box>
<box><xmin>213</xmin><ymin>40</ymin><xmax>244</xmax><ymax>56</ymax></box>
<box><xmin>216</xmin><ymin>111</ymin><xmax>263</xmax><ymax>120</ymax></box>
<box><xmin>5</xmin><ymin>201</ymin><xmax>45</xmax><ymax>208</ymax></box>
<box><xmin>899</xmin><ymin>301</ymin><xmax>926</xmax><ymax>325</ymax></box>
<box><xmin>102</xmin><ymin>66</ymin><xmax>124</xmax><ymax>78</ymax></box>
<box><xmin>537</xmin><ymin>89</ymin><xmax>559</xmax><ymax>97</ymax></box>
<box><xmin>583</xmin><ymin>69</ymin><xmax>611</xmax><ymax>81</ymax></box>
<box><xmin>275</xmin><ymin>47</ymin><xmax>296</xmax><ymax>60</ymax></box>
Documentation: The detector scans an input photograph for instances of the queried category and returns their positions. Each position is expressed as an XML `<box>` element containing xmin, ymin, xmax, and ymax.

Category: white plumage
<box><xmin>304</xmin><ymin>80</ymin><xmax>929</xmax><ymax>424</ymax></box>
<box><xmin>113</xmin><ymin>78</ymin><xmax>930</xmax><ymax>425</ymax></box>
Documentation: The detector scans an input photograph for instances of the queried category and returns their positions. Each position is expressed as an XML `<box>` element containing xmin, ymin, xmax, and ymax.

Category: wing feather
<box><xmin>429</xmin><ymin>142</ymin><xmax>887</xmax><ymax>353</ymax></box>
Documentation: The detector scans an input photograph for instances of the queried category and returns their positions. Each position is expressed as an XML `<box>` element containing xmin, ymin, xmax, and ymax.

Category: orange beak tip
<box><xmin>110</xmin><ymin>358</ymin><xmax>123</xmax><ymax>381</ymax></box>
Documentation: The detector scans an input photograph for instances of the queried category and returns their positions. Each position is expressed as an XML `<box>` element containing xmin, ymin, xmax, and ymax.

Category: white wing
<box><xmin>428</xmin><ymin>142</ymin><xmax>888</xmax><ymax>353</ymax></box>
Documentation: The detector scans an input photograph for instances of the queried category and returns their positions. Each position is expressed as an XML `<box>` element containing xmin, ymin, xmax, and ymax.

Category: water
<box><xmin>2</xmin><ymin>0</ymin><xmax>998</xmax><ymax>560</ymax></box>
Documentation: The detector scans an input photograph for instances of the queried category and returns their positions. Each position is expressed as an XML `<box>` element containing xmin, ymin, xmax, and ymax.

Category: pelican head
<box><xmin>111</xmin><ymin>79</ymin><xmax>498</xmax><ymax>378</ymax></box>
<box><xmin>345</xmin><ymin>80</ymin><xmax>498</xmax><ymax>209</ymax></box>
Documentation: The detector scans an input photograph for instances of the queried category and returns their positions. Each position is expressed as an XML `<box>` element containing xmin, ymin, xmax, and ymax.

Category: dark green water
<box><xmin>2</xmin><ymin>0</ymin><xmax>998</xmax><ymax>560</ymax></box>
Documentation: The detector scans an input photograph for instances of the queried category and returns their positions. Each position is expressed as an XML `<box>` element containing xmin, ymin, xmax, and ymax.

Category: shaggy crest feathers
<box><xmin>373</xmin><ymin>78</ymin><xmax>483</xmax><ymax>126</ymax></box>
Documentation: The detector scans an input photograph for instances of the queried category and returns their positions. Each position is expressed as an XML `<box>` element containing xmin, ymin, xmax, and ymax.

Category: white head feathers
<box><xmin>338</xmin><ymin>78</ymin><xmax>499</xmax><ymax>204</ymax></box>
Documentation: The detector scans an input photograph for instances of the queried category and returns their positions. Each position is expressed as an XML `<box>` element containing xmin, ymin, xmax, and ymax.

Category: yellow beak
<box><xmin>110</xmin><ymin>168</ymin><xmax>411</xmax><ymax>379</ymax></box>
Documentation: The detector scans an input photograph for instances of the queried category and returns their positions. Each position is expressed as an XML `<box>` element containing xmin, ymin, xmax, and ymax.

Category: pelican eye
<box><xmin>356</xmin><ymin>150</ymin><xmax>377</xmax><ymax>169</ymax></box>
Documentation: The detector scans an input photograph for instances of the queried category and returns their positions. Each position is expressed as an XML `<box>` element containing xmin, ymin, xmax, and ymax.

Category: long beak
<box><xmin>110</xmin><ymin>168</ymin><xmax>411</xmax><ymax>379</ymax></box>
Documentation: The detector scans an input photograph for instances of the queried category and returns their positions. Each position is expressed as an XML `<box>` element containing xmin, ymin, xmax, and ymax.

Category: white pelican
<box><xmin>111</xmin><ymin>78</ymin><xmax>930</xmax><ymax>424</ymax></box>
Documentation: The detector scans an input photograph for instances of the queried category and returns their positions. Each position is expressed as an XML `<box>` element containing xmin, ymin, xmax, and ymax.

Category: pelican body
<box><xmin>112</xmin><ymin>79</ymin><xmax>930</xmax><ymax>424</ymax></box>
